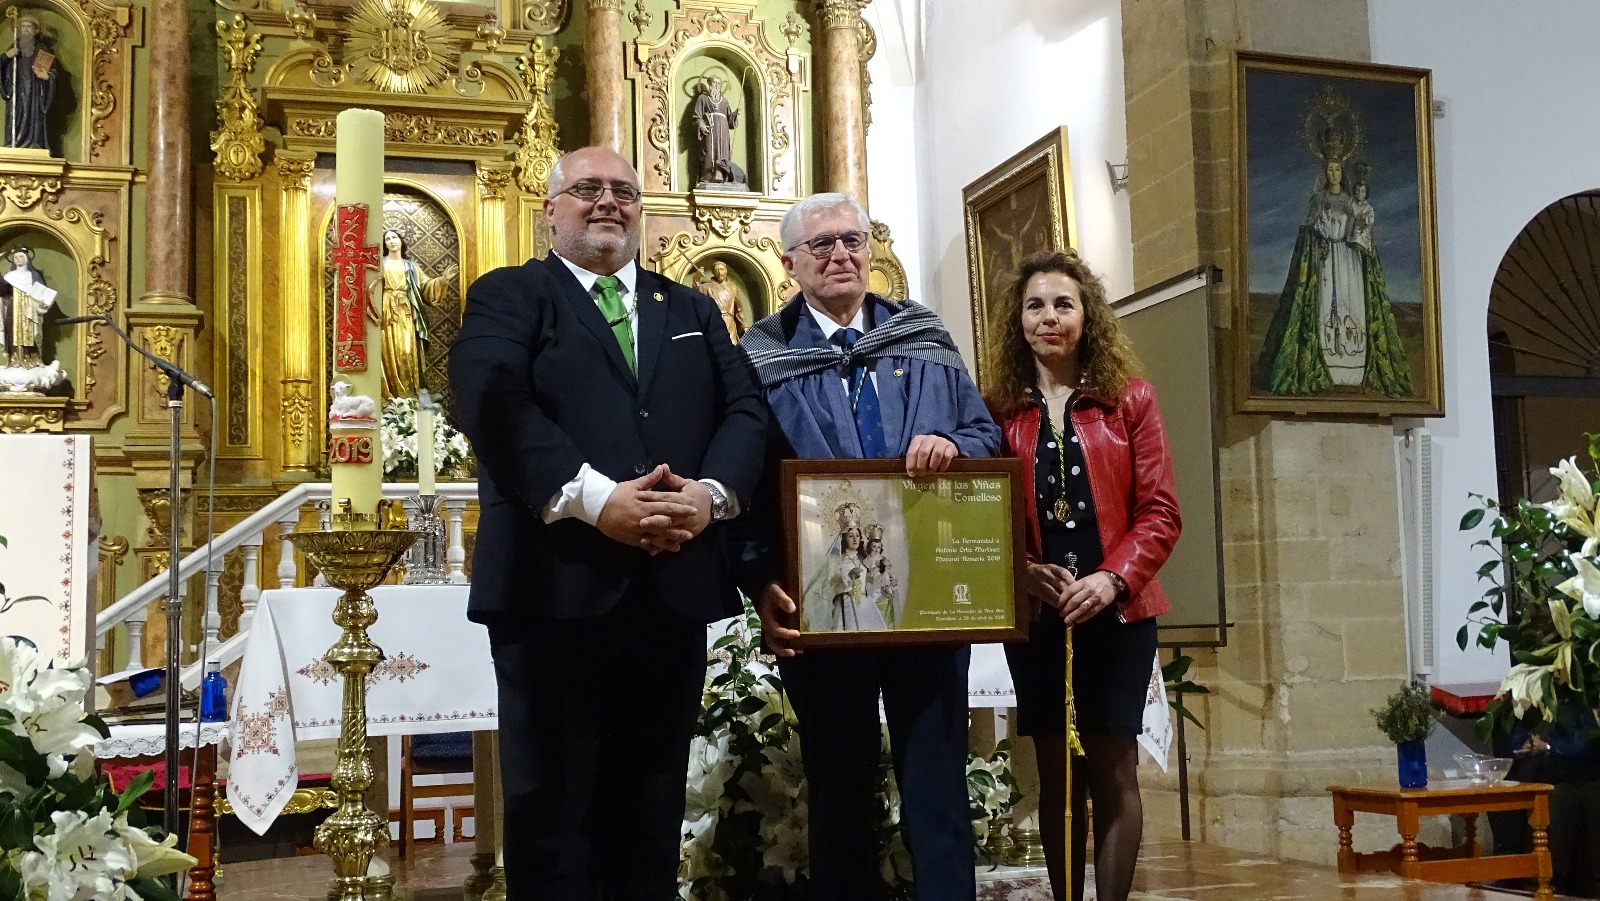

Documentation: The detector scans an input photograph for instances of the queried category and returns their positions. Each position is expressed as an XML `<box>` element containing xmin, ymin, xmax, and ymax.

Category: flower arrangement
<box><xmin>378</xmin><ymin>396</ymin><xmax>471</xmax><ymax>479</ymax></box>
<box><xmin>0</xmin><ymin>636</ymin><xmax>195</xmax><ymax>900</ymax></box>
<box><xmin>679</xmin><ymin>600</ymin><xmax>1021</xmax><ymax>900</ymax></box>
<box><xmin>1459</xmin><ymin>436</ymin><xmax>1600</xmax><ymax>738</ymax></box>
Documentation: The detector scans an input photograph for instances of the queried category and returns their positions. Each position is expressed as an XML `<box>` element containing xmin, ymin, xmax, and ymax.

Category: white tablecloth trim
<box><xmin>93</xmin><ymin>720</ymin><xmax>231</xmax><ymax>760</ymax></box>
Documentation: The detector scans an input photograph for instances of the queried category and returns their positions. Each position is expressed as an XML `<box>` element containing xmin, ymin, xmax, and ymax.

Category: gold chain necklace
<box><xmin>1048</xmin><ymin>405</ymin><xmax>1074</xmax><ymax>526</ymax></box>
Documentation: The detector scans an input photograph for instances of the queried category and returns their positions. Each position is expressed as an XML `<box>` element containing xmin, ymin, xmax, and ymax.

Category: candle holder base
<box><xmin>288</xmin><ymin>528</ymin><xmax>419</xmax><ymax>901</ymax></box>
<box><xmin>402</xmin><ymin>495</ymin><xmax>448</xmax><ymax>585</ymax></box>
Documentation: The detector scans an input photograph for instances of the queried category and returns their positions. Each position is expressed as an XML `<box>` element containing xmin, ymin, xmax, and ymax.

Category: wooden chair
<box><xmin>396</xmin><ymin>731</ymin><xmax>474</xmax><ymax>858</ymax></box>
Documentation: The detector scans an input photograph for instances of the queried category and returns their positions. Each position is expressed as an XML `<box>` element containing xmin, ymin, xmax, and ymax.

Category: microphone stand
<box><xmin>66</xmin><ymin>315</ymin><xmax>211</xmax><ymax>850</ymax></box>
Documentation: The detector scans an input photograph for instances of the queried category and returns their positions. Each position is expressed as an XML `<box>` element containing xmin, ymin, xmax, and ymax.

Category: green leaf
<box><xmin>82</xmin><ymin>713</ymin><xmax>110</xmax><ymax>741</ymax></box>
<box><xmin>1460</xmin><ymin>508</ymin><xmax>1486</xmax><ymax>530</ymax></box>
<box><xmin>1456</xmin><ymin>624</ymin><xmax>1470</xmax><ymax>650</ymax></box>
<box><xmin>117</xmin><ymin>768</ymin><xmax>155</xmax><ymax>814</ymax></box>
<box><xmin>1478</xmin><ymin>560</ymin><xmax>1500</xmax><ymax>578</ymax></box>
<box><xmin>127</xmin><ymin>876</ymin><xmax>181</xmax><ymax>901</ymax></box>
<box><xmin>1174</xmin><ymin>704</ymin><xmax>1206</xmax><ymax>730</ymax></box>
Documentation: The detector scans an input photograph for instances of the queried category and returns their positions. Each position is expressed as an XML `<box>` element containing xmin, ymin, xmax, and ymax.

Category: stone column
<box><xmin>815</xmin><ymin>0</ymin><xmax>870</xmax><ymax>204</ymax></box>
<box><xmin>276</xmin><ymin>151</ymin><xmax>318</xmax><ymax>474</ymax></box>
<box><xmin>142</xmin><ymin>0</ymin><xmax>192</xmax><ymax>307</ymax></box>
<box><xmin>585</xmin><ymin>0</ymin><xmax>626</xmax><ymax>152</ymax></box>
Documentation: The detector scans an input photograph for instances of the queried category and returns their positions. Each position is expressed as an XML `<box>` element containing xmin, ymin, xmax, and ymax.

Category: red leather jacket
<box><xmin>998</xmin><ymin>378</ymin><xmax>1180</xmax><ymax>623</ymax></box>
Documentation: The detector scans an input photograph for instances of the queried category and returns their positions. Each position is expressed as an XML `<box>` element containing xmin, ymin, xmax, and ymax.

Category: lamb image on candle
<box><xmin>328</xmin><ymin>379</ymin><xmax>378</xmax><ymax>428</ymax></box>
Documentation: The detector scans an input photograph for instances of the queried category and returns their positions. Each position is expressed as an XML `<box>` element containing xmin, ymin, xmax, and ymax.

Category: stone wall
<box><xmin>1121</xmin><ymin>0</ymin><xmax>1442</xmax><ymax>863</ymax></box>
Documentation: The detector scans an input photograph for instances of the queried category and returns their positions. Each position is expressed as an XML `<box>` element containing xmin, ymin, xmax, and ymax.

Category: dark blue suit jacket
<box><xmin>450</xmin><ymin>253</ymin><xmax>766</xmax><ymax>624</ymax></box>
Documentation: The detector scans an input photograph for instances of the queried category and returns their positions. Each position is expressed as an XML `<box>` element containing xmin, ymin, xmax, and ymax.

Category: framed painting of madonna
<box><xmin>1233</xmin><ymin>52</ymin><xmax>1443</xmax><ymax>416</ymax></box>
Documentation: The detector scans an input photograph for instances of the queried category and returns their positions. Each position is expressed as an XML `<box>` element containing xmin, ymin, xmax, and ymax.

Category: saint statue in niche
<box><xmin>696</xmin><ymin>261</ymin><xmax>745</xmax><ymax>341</ymax></box>
<box><xmin>692</xmin><ymin>73</ymin><xmax>747</xmax><ymax>189</ymax></box>
<box><xmin>1</xmin><ymin>10</ymin><xmax>60</xmax><ymax>152</ymax></box>
<box><xmin>379</xmin><ymin>228</ymin><xmax>457</xmax><ymax>400</ymax></box>
<box><xmin>1</xmin><ymin>245</ymin><xmax>66</xmax><ymax>392</ymax></box>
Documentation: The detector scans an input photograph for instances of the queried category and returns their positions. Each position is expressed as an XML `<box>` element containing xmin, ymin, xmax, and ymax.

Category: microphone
<box><xmin>63</xmin><ymin>314</ymin><xmax>215</xmax><ymax>398</ymax></box>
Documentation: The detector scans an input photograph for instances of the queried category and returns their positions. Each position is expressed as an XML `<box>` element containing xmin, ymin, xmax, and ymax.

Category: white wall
<box><xmin>1369</xmin><ymin>0</ymin><xmax>1600</xmax><ymax>684</ymax></box>
<box><xmin>864</xmin><ymin>0</ymin><xmax>926</xmax><ymax>297</ymax></box>
<box><xmin>864</xmin><ymin>0</ymin><xmax>1133</xmax><ymax>355</ymax></box>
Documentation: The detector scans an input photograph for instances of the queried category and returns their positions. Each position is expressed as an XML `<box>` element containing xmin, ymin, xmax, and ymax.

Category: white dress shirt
<box><xmin>806</xmin><ymin>301</ymin><xmax>879</xmax><ymax>398</ymax></box>
<box><xmin>541</xmin><ymin>254</ymin><xmax>738</xmax><ymax>525</ymax></box>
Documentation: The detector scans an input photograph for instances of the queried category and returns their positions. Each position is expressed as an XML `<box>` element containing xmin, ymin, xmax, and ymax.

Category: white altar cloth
<box><xmin>227</xmin><ymin>585</ymin><xmax>494</xmax><ymax>834</ymax></box>
<box><xmin>94</xmin><ymin>720</ymin><xmax>229</xmax><ymax>760</ymax></box>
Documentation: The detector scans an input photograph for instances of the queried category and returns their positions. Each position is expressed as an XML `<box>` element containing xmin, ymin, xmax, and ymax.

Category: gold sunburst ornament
<box><xmin>346</xmin><ymin>0</ymin><xmax>457</xmax><ymax>93</ymax></box>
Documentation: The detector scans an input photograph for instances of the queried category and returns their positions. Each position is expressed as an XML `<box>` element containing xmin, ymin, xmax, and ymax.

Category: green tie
<box><xmin>593</xmin><ymin>275</ymin><xmax>635</xmax><ymax>373</ymax></box>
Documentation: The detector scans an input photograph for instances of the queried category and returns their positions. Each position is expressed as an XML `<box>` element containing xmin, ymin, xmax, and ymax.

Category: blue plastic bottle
<box><xmin>200</xmin><ymin>659</ymin><xmax>227</xmax><ymax>722</ymax></box>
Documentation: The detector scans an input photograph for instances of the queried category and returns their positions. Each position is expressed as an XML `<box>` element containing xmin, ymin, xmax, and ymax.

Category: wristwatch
<box><xmin>1102</xmin><ymin>570</ymin><xmax>1127</xmax><ymax>596</ymax></box>
<box><xmin>701</xmin><ymin>480</ymin><xmax>731</xmax><ymax>522</ymax></box>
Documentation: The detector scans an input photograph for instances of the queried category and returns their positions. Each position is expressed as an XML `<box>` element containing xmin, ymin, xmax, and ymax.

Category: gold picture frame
<box><xmin>780</xmin><ymin>459</ymin><xmax>1027</xmax><ymax>650</ymax></box>
<box><xmin>962</xmin><ymin>126</ymin><xmax>1077</xmax><ymax>392</ymax></box>
<box><xmin>1233</xmin><ymin>51</ymin><xmax>1444</xmax><ymax>416</ymax></box>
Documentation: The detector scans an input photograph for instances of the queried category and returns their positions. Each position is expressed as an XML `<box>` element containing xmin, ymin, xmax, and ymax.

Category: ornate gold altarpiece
<box><xmin>0</xmin><ymin>0</ymin><xmax>904</xmax><ymax>670</ymax></box>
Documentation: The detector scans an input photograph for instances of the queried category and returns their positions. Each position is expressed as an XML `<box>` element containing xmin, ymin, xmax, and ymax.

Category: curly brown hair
<box><xmin>981</xmin><ymin>249</ymin><xmax>1139</xmax><ymax>419</ymax></box>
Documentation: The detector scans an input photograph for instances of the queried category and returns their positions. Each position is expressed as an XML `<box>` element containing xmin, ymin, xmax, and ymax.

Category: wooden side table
<box><xmin>1328</xmin><ymin>780</ymin><xmax>1553</xmax><ymax>901</ymax></box>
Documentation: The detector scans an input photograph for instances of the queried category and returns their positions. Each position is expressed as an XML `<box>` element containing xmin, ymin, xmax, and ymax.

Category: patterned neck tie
<box><xmin>832</xmin><ymin>327</ymin><xmax>887</xmax><ymax>458</ymax></box>
<box><xmin>593</xmin><ymin>275</ymin><xmax>635</xmax><ymax>373</ymax></box>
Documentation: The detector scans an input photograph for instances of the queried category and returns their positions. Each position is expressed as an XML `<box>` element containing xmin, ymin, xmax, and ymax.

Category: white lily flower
<box><xmin>18</xmin><ymin>810</ymin><xmax>136</xmax><ymax>901</ymax></box>
<box><xmin>0</xmin><ymin>637</ymin><xmax>43</xmax><ymax>707</ymax></box>
<box><xmin>1556</xmin><ymin>553</ymin><xmax>1600</xmax><ymax>619</ymax></box>
<box><xmin>113</xmin><ymin>816</ymin><xmax>197</xmax><ymax>879</ymax></box>
<box><xmin>14</xmin><ymin>691</ymin><xmax>103</xmax><ymax>762</ymax></box>
<box><xmin>1498</xmin><ymin>663</ymin><xmax>1554</xmax><ymax>720</ymax></box>
<box><xmin>1552</xmin><ymin>457</ymin><xmax>1596</xmax><ymax>512</ymax></box>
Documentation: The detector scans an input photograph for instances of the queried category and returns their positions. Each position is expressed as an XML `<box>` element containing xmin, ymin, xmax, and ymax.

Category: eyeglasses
<box><xmin>558</xmin><ymin>180</ymin><xmax>643</xmax><ymax>204</ymax></box>
<box><xmin>786</xmin><ymin>230</ymin><xmax>869</xmax><ymax>259</ymax></box>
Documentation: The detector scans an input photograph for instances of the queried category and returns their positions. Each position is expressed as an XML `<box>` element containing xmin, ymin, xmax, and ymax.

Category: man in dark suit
<box><xmin>450</xmin><ymin>146</ymin><xmax>766</xmax><ymax>900</ymax></box>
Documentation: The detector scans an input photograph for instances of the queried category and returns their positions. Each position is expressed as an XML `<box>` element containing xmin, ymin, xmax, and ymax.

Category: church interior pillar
<box><xmin>276</xmin><ymin>152</ymin><xmax>318</xmax><ymax>474</ymax></box>
<box><xmin>585</xmin><ymin>0</ymin><xmax>627</xmax><ymax>152</ymax></box>
<box><xmin>140</xmin><ymin>0</ymin><xmax>192</xmax><ymax>306</ymax></box>
<box><xmin>815</xmin><ymin>0</ymin><xmax>870</xmax><ymax>205</ymax></box>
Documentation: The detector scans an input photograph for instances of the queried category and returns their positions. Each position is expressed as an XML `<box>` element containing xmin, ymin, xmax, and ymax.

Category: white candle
<box><xmin>330</xmin><ymin>107</ymin><xmax>386</xmax><ymax>529</ymax></box>
<box><xmin>418</xmin><ymin>390</ymin><xmax>436</xmax><ymax>496</ymax></box>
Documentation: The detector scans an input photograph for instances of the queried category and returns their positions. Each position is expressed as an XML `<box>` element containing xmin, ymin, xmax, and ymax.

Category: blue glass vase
<box><xmin>1396</xmin><ymin>738</ymin><xmax>1428</xmax><ymax>789</ymax></box>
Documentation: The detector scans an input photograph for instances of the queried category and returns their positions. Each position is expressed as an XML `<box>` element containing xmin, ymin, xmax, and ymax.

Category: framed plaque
<box><xmin>780</xmin><ymin>458</ymin><xmax>1027</xmax><ymax>649</ymax></box>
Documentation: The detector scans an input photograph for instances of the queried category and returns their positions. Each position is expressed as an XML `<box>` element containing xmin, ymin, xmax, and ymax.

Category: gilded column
<box><xmin>815</xmin><ymin>0</ymin><xmax>870</xmax><ymax>204</ymax></box>
<box><xmin>142</xmin><ymin>0</ymin><xmax>193</xmax><ymax>305</ymax></box>
<box><xmin>477</xmin><ymin>163</ymin><xmax>514</xmax><ymax>272</ymax></box>
<box><xmin>585</xmin><ymin>0</ymin><xmax>626</xmax><ymax>152</ymax></box>
<box><xmin>278</xmin><ymin>151</ymin><xmax>318</xmax><ymax>473</ymax></box>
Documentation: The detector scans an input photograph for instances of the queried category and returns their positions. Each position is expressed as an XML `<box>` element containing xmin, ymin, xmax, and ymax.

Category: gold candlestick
<box><xmin>288</xmin><ymin>528</ymin><xmax>419</xmax><ymax>901</ymax></box>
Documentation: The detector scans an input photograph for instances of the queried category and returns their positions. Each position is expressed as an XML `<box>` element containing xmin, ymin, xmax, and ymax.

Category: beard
<box><xmin>16</xmin><ymin>35</ymin><xmax>36</xmax><ymax>56</ymax></box>
<box><xmin>557</xmin><ymin>224</ymin><xmax>639</xmax><ymax>264</ymax></box>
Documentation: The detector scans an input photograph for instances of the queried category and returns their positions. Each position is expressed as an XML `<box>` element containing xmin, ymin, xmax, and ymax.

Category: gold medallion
<box><xmin>1054</xmin><ymin>497</ymin><xmax>1071</xmax><ymax>523</ymax></box>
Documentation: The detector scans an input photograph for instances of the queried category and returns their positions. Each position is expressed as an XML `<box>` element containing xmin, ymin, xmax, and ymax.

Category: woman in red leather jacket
<box><xmin>982</xmin><ymin>249</ymin><xmax>1180</xmax><ymax>901</ymax></box>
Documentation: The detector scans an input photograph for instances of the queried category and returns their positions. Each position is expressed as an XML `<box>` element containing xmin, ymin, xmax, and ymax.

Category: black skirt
<box><xmin>1004</xmin><ymin>392</ymin><xmax>1157</xmax><ymax>737</ymax></box>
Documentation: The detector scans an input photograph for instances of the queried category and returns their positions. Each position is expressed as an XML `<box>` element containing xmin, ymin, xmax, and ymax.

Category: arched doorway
<box><xmin>1487</xmin><ymin>192</ymin><xmax>1600</xmax><ymax>504</ymax></box>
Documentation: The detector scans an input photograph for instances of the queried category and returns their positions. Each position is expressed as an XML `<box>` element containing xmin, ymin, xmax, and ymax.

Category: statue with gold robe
<box><xmin>379</xmin><ymin>228</ymin><xmax>456</xmax><ymax>400</ymax></box>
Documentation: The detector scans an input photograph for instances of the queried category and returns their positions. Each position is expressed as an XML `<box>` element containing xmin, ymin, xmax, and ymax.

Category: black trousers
<box><xmin>488</xmin><ymin>584</ymin><xmax>704</xmax><ymax>901</ymax></box>
<box><xmin>780</xmin><ymin>644</ymin><xmax>976</xmax><ymax>901</ymax></box>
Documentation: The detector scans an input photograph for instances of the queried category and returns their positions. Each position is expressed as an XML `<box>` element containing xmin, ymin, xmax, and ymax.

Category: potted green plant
<box><xmin>1371</xmin><ymin>680</ymin><xmax>1435</xmax><ymax>788</ymax></box>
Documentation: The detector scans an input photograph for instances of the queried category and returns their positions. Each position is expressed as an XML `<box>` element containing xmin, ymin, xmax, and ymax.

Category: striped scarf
<box><xmin>742</xmin><ymin>296</ymin><xmax>970</xmax><ymax>388</ymax></box>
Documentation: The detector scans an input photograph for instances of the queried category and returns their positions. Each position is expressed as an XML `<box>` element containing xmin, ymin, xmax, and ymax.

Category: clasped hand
<box><xmin>1026</xmin><ymin>562</ymin><xmax>1119</xmax><ymax>626</ymax></box>
<box><xmin>596</xmin><ymin>463</ymin><xmax>712</xmax><ymax>554</ymax></box>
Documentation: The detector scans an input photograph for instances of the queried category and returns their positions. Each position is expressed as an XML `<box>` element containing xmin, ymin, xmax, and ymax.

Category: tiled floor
<box><xmin>214</xmin><ymin>839</ymin><xmax>1583</xmax><ymax>900</ymax></box>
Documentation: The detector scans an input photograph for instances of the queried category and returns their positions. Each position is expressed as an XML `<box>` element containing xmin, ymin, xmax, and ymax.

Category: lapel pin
<box><xmin>894</xmin><ymin>368</ymin><xmax>904</xmax><ymax>377</ymax></box>
<box><xmin>653</xmin><ymin>291</ymin><xmax>665</xmax><ymax>302</ymax></box>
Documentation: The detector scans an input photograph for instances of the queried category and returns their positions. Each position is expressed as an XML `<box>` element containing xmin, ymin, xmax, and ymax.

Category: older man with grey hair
<box><xmin>735</xmin><ymin>192</ymin><xmax>1000</xmax><ymax>899</ymax></box>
